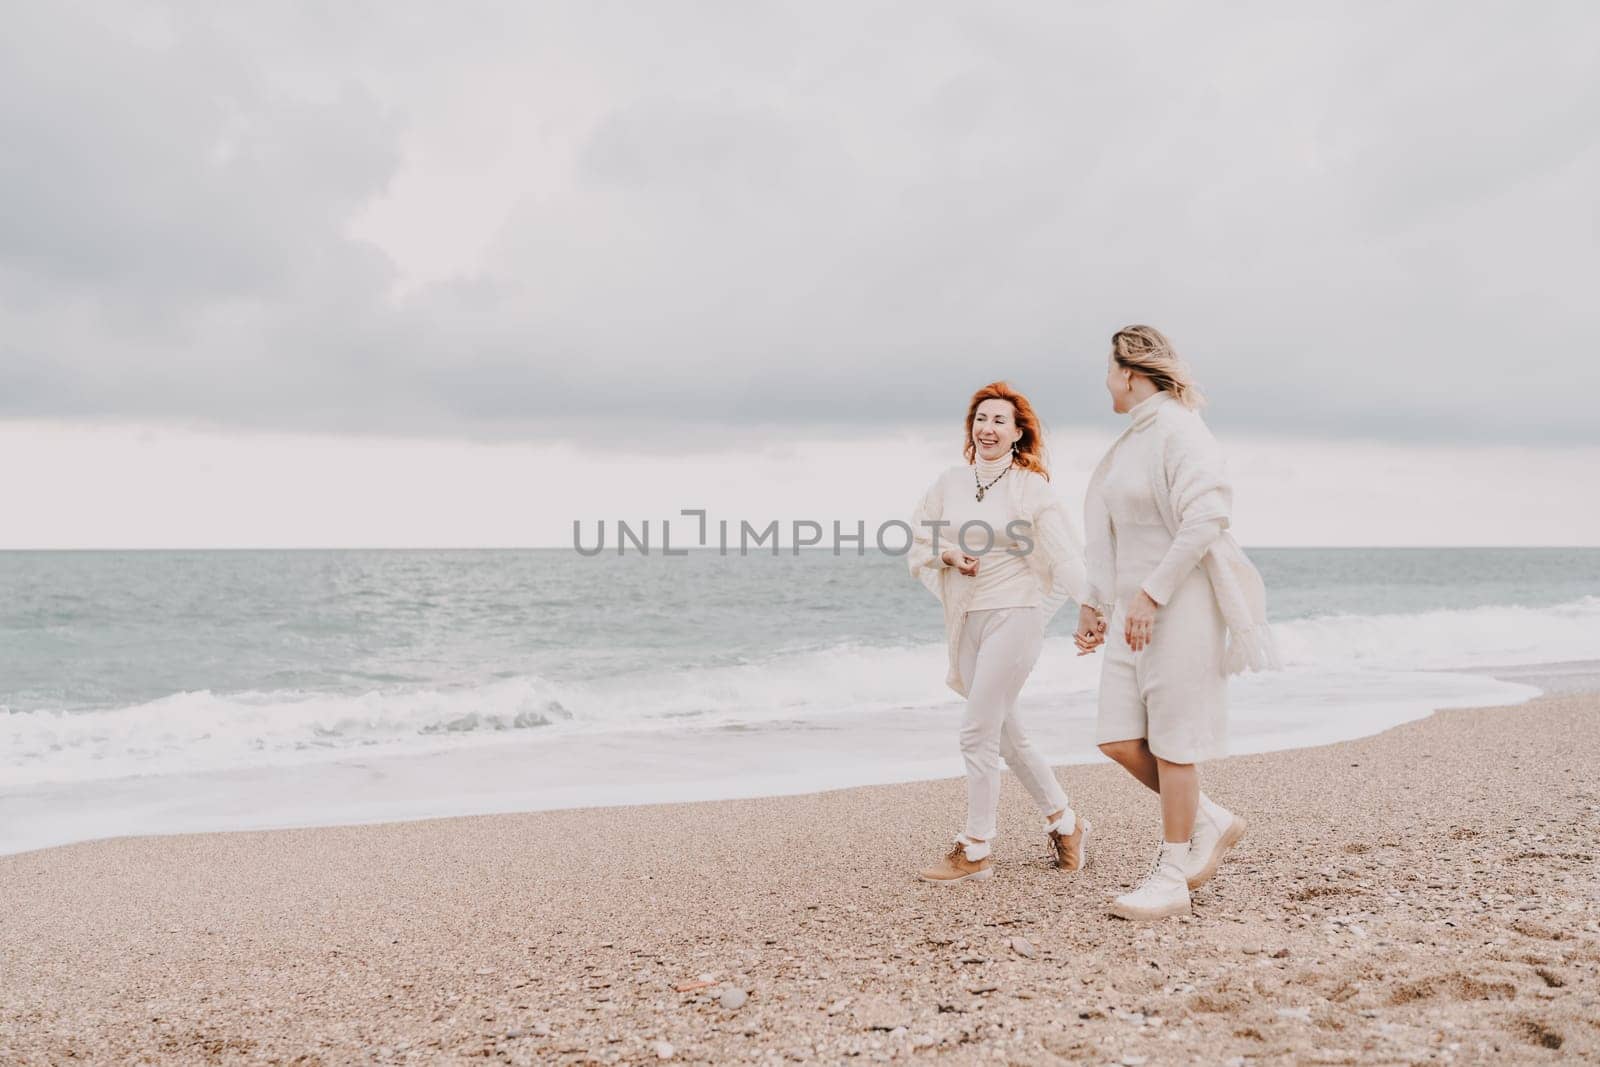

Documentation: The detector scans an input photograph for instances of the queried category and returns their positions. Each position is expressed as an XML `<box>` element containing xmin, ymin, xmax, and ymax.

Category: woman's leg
<box><xmin>1140</xmin><ymin>567</ymin><xmax>1236</xmax><ymax>870</ymax></box>
<box><xmin>1096</xmin><ymin>658</ymin><xmax>1160</xmax><ymax>791</ymax></box>
<box><xmin>958</xmin><ymin>609</ymin><xmax>1043</xmax><ymax>850</ymax></box>
<box><xmin>1155</xmin><ymin>757</ymin><xmax>1199</xmax><ymax>844</ymax></box>
<box><xmin>1098</xmin><ymin>738</ymin><xmax>1160</xmax><ymax>792</ymax></box>
<box><xmin>978</xmin><ymin>608</ymin><xmax>1068</xmax><ymax>823</ymax></box>
<box><xmin>1001</xmin><ymin>711</ymin><xmax>1093</xmax><ymax>870</ymax></box>
<box><xmin>1109</xmin><ymin>741</ymin><xmax>1240</xmax><ymax>885</ymax></box>
<box><xmin>1107</xmin><ymin>748</ymin><xmax>1198</xmax><ymax>920</ymax></box>
<box><xmin>999</xmin><ymin>713</ymin><xmax>1070</xmax><ymax>824</ymax></box>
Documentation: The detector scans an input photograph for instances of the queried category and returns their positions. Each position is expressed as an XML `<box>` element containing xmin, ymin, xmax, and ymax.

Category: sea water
<box><xmin>2</xmin><ymin>548</ymin><xmax>1597</xmax><ymax>853</ymax></box>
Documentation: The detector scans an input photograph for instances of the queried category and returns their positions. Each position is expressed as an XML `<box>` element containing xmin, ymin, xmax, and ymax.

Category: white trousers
<box><xmin>956</xmin><ymin>607</ymin><xmax>1071</xmax><ymax>847</ymax></box>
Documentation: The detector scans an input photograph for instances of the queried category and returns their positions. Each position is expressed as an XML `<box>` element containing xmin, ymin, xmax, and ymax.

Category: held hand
<box><xmin>940</xmin><ymin>548</ymin><xmax>980</xmax><ymax>577</ymax></box>
<box><xmin>1074</xmin><ymin>604</ymin><xmax>1106</xmax><ymax>656</ymax></box>
<box><xmin>1125</xmin><ymin>590</ymin><xmax>1159</xmax><ymax>652</ymax></box>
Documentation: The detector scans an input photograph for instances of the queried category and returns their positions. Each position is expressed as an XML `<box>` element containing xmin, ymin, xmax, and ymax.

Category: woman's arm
<box><xmin>908</xmin><ymin>472</ymin><xmax>951</xmax><ymax>597</ymax></box>
<box><xmin>1083</xmin><ymin>498</ymin><xmax>1116</xmax><ymax>618</ymax></box>
<box><xmin>1140</xmin><ymin>422</ymin><xmax>1232</xmax><ymax>607</ymax></box>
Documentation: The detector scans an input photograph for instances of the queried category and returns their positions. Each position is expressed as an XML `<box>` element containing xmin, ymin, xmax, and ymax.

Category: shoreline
<box><xmin>0</xmin><ymin>662</ymin><xmax>1554</xmax><ymax>859</ymax></box>
<box><xmin>3</xmin><ymin>693</ymin><xmax>1598</xmax><ymax>1064</ymax></box>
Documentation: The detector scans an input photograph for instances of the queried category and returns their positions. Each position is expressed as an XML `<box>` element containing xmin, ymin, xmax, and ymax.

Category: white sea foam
<box><xmin>1272</xmin><ymin>595</ymin><xmax>1600</xmax><ymax>671</ymax></box>
<box><xmin>3</xmin><ymin>597</ymin><xmax>1594</xmax><ymax>791</ymax></box>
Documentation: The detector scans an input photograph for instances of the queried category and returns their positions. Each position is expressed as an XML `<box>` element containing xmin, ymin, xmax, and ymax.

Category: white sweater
<box><xmin>909</xmin><ymin>460</ymin><xmax>1089</xmax><ymax>696</ymax></box>
<box><xmin>937</xmin><ymin>456</ymin><xmax>1048</xmax><ymax>612</ymax></box>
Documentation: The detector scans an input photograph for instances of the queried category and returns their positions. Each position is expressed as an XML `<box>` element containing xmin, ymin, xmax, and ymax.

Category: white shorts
<box><xmin>1095</xmin><ymin>566</ymin><xmax>1228</xmax><ymax>764</ymax></box>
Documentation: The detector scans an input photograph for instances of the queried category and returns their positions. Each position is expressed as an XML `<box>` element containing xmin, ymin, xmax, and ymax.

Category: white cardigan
<box><xmin>1084</xmin><ymin>393</ymin><xmax>1280</xmax><ymax>675</ymax></box>
<box><xmin>909</xmin><ymin>465</ymin><xmax>1089</xmax><ymax>696</ymax></box>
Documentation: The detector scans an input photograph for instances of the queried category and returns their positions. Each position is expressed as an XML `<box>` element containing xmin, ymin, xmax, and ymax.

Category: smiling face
<box><xmin>971</xmin><ymin>398</ymin><xmax>1022</xmax><ymax>461</ymax></box>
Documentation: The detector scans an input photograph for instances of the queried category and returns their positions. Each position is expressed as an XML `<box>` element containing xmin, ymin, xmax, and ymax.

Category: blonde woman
<box><xmin>908</xmin><ymin>381</ymin><xmax>1106</xmax><ymax>884</ymax></box>
<box><xmin>1080</xmin><ymin>326</ymin><xmax>1278</xmax><ymax>920</ymax></box>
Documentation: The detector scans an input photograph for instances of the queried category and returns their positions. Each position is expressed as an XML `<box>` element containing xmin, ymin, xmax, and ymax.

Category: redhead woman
<box><xmin>1079</xmin><ymin>326</ymin><xmax>1278</xmax><ymax>920</ymax></box>
<box><xmin>907</xmin><ymin>382</ymin><xmax>1107</xmax><ymax>884</ymax></box>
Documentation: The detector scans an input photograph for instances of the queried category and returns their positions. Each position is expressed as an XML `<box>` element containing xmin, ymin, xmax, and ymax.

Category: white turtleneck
<box><xmin>1126</xmin><ymin>389</ymin><xmax>1170</xmax><ymax>430</ymax></box>
<box><xmin>936</xmin><ymin>451</ymin><xmax>1041</xmax><ymax>612</ymax></box>
<box><xmin>973</xmin><ymin>451</ymin><xmax>1013</xmax><ymax>483</ymax></box>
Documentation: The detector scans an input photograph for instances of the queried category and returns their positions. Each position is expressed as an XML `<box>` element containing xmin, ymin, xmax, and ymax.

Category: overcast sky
<box><xmin>3</xmin><ymin>3</ymin><xmax>1598</xmax><ymax>546</ymax></box>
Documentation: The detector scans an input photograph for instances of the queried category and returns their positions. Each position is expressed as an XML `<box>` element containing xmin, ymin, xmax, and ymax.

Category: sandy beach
<box><xmin>2</xmin><ymin>694</ymin><xmax>1597</xmax><ymax>1066</ymax></box>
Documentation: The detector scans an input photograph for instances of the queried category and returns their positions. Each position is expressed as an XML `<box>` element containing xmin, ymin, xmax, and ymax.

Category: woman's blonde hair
<box><xmin>1110</xmin><ymin>325</ymin><xmax>1205</xmax><ymax>409</ymax></box>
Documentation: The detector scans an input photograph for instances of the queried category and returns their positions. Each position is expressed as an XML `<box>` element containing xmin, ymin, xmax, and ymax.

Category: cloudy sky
<box><xmin>3</xmin><ymin>2</ymin><xmax>1598</xmax><ymax>547</ymax></box>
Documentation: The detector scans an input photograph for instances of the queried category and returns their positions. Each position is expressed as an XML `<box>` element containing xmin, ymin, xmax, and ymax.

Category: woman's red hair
<box><xmin>963</xmin><ymin>381</ymin><xmax>1049</xmax><ymax>480</ymax></box>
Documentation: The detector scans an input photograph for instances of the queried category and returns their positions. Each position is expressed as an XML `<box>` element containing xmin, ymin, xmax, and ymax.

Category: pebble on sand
<box><xmin>674</xmin><ymin>979</ymin><xmax>717</xmax><ymax>993</ymax></box>
<box><xmin>853</xmin><ymin>996</ymin><xmax>911</xmax><ymax>1031</ymax></box>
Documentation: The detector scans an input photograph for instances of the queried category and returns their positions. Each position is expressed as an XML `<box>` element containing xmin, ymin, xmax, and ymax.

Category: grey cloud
<box><xmin>1</xmin><ymin>2</ymin><xmax>1597</xmax><ymax>443</ymax></box>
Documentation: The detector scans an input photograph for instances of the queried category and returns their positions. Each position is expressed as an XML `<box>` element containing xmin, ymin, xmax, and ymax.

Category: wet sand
<box><xmin>2</xmin><ymin>694</ymin><xmax>1597</xmax><ymax>1065</ymax></box>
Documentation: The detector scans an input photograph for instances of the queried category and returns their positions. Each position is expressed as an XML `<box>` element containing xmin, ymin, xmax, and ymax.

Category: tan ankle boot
<box><xmin>1048</xmin><ymin>816</ymin><xmax>1091</xmax><ymax>871</ymax></box>
<box><xmin>918</xmin><ymin>841</ymin><xmax>993</xmax><ymax>884</ymax></box>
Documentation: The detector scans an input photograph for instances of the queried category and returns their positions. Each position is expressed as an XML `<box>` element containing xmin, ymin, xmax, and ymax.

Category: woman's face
<box><xmin>1106</xmin><ymin>355</ymin><xmax>1133</xmax><ymax>414</ymax></box>
<box><xmin>972</xmin><ymin>399</ymin><xmax>1022</xmax><ymax>461</ymax></box>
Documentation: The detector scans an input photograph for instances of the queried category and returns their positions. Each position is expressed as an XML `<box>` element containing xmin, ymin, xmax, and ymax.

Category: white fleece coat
<box><xmin>1083</xmin><ymin>393</ymin><xmax>1280</xmax><ymax>675</ymax></box>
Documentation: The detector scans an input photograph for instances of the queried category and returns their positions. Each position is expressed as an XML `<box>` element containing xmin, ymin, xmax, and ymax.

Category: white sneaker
<box><xmin>1110</xmin><ymin>842</ymin><xmax>1191</xmax><ymax>921</ymax></box>
<box><xmin>1184</xmin><ymin>804</ymin><xmax>1246</xmax><ymax>890</ymax></box>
